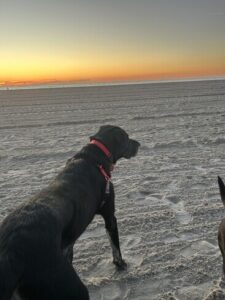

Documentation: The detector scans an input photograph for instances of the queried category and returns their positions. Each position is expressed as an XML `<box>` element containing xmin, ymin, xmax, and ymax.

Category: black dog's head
<box><xmin>90</xmin><ymin>125</ymin><xmax>140</xmax><ymax>164</ymax></box>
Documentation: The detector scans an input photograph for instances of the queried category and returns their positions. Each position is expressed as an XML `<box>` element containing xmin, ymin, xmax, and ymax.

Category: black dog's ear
<box><xmin>218</xmin><ymin>176</ymin><xmax>225</xmax><ymax>206</ymax></box>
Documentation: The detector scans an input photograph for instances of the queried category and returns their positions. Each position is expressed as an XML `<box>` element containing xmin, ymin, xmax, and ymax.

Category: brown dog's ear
<box><xmin>218</xmin><ymin>176</ymin><xmax>225</xmax><ymax>206</ymax></box>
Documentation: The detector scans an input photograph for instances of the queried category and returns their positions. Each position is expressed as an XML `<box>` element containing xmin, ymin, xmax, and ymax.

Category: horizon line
<box><xmin>1</xmin><ymin>76</ymin><xmax>225</xmax><ymax>91</ymax></box>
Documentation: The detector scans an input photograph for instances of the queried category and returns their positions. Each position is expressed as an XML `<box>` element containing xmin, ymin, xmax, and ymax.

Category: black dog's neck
<box><xmin>74</xmin><ymin>144</ymin><xmax>113</xmax><ymax>176</ymax></box>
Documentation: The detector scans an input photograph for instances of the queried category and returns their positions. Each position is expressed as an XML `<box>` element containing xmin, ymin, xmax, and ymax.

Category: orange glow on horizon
<box><xmin>1</xmin><ymin>51</ymin><xmax>225</xmax><ymax>87</ymax></box>
<box><xmin>1</xmin><ymin>68</ymin><xmax>225</xmax><ymax>87</ymax></box>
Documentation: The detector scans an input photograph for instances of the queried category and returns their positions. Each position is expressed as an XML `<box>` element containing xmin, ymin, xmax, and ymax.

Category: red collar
<box><xmin>90</xmin><ymin>139</ymin><xmax>112</xmax><ymax>159</ymax></box>
<box><xmin>90</xmin><ymin>139</ymin><xmax>114</xmax><ymax>178</ymax></box>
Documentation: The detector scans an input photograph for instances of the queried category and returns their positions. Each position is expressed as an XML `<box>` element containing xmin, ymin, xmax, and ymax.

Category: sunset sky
<box><xmin>1</xmin><ymin>0</ymin><xmax>225</xmax><ymax>86</ymax></box>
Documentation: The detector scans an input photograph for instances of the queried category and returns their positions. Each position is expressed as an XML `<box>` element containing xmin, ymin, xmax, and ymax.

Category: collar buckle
<box><xmin>98</xmin><ymin>164</ymin><xmax>111</xmax><ymax>181</ymax></box>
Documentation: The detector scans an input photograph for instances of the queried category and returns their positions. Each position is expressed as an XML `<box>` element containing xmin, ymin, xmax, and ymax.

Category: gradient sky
<box><xmin>1</xmin><ymin>0</ymin><xmax>225</xmax><ymax>86</ymax></box>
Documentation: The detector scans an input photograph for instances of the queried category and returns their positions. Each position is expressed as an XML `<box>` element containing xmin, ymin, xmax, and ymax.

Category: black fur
<box><xmin>0</xmin><ymin>125</ymin><xmax>140</xmax><ymax>300</ymax></box>
<box><xmin>218</xmin><ymin>176</ymin><xmax>225</xmax><ymax>274</ymax></box>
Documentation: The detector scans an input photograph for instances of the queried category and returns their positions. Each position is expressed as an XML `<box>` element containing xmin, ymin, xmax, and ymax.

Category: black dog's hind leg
<box><xmin>99</xmin><ymin>187</ymin><xmax>127</xmax><ymax>270</ymax></box>
<box><xmin>18</xmin><ymin>256</ymin><xmax>89</xmax><ymax>300</ymax></box>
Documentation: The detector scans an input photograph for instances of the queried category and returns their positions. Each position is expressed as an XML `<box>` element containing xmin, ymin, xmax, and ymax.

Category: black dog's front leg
<box><xmin>105</xmin><ymin>215</ymin><xmax>127</xmax><ymax>269</ymax></box>
<box><xmin>99</xmin><ymin>186</ymin><xmax>127</xmax><ymax>270</ymax></box>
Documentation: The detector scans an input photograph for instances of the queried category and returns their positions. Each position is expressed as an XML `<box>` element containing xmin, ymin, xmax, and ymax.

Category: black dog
<box><xmin>218</xmin><ymin>176</ymin><xmax>225</xmax><ymax>274</ymax></box>
<box><xmin>0</xmin><ymin>125</ymin><xmax>140</xmax><ymax>300</ymax></box>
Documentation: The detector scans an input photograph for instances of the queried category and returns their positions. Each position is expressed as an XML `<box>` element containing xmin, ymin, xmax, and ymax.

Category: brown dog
<box><xmin>218</xmin><ymin>176</ymin><xmax>225</xmax><ymax>274</ymax></box>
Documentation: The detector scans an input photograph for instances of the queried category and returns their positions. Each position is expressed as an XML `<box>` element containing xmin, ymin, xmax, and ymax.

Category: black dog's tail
<box><xmin>0</xmin><ymin>257</ymin><xmax>20</xmax><ymax>300</ymax></box>
<box><xmin>218</xmin><ymin>176</ymin><xmax>225</xmax><ymax>206</ymax></box>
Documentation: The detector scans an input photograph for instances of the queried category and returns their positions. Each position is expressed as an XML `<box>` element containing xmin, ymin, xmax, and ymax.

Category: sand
<box><xmin>0</xmin><ymin>79</ymin><xmax>225</xmax><ymax>299</ymax></box>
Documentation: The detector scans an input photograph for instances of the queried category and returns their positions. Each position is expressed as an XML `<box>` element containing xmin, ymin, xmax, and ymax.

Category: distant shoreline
<box><xmin>0</xmin><ymin>77</ymin><xmax>225</xmax><ymax>91</ymax></box>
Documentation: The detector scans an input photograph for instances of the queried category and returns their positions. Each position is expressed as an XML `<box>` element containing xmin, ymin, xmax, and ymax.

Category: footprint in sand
<box><xmin>166</xmin><ymin>195</ymin><xmax>192</xmax><ymax>225</ymax></box>
<box><xmin>100</xmin><ymin>283</ymin><xmax>130</xmax><ymax>300</ymax></box>
<box><xmin>90</xmin><ymin>283</ymin><xmax>130</xmax><ymax>300</ymax></box>
<box><xmin>127</xmin><ymin>189</ymin><xmax>161</xmax><ymax>206</ymax></box>
<box><xmin>121</xmin><ymin>235</ymin><xmax>144</xmax><ymax>268</ymax></box>
<box><xmin>122</xmin><ymin>234</ymin><xmax>141</xmax><ymax>249</ymax></box>
<box><xmin>180</xmin><ymin>240</ymin><xmax>218</xmax><ymax>258</ymax></box>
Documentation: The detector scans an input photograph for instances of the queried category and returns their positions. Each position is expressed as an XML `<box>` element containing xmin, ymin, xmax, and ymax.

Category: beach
<box><xmin>0</xmin><ymin>79</ymin><xmax>225</xmax><ymax>299</ymax></box>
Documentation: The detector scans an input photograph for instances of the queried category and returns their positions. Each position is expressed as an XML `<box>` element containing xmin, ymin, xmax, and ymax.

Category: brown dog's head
<box><xmin>218</xmin><ymin>176</ymin><xmax>225</xmax><ymax>275</ymax></box>
<box><xmin>218</xmin><ymin>176</ymin><xmax>225</xmax><ymax>206</ymax></box>
<box><xmin>90</xmin><ymin>125</ymin><xmax>140</xmax><ymax>164</ymax></box>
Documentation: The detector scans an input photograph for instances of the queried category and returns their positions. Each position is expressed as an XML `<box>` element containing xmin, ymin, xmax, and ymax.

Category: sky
<box><xmin>1</xmin><ymin>0</ymin><xmax>225</xmax><ymax>86</ymax></box>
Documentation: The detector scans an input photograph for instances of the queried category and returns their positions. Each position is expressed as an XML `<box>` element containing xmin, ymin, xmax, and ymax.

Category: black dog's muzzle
<box><xmin>123</xmin><ymin>139</ymin><xmax>140</xmax><ymax>159</ymax></box>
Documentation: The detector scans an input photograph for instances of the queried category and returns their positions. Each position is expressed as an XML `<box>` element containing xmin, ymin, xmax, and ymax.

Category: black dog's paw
<box><xmin>113</xmin><ymin>258</ymin><xmax>127</xmax><ymax>270</ymax></box>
